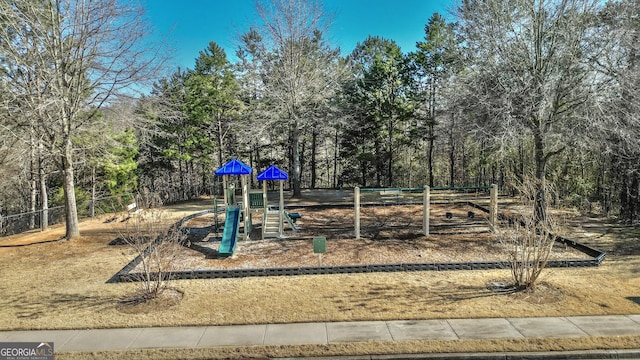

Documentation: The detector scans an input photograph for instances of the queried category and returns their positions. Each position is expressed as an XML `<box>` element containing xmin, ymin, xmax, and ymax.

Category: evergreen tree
<box><xmin>408</xmin><ymin>13</ymin><xmax>459</xmax><ymax>187</ymax></box>
<box><xmin>185</xmin><ymin>42</ymin><xmax>242</xmax><ymax>168</ymax></box>
<box><xmin>343</xmin><ymin>36</ymin><xmax>410</xmax><ymax>187</ymax></box>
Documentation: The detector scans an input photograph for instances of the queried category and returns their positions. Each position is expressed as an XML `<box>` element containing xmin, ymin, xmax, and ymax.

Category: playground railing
<box><xmin>354</xmin><ymin>185</ymin><xmax>498</xmax><ymax>238</ymax></box>
<box><xmin>359</xmin><ymin>187</ymin><xmax>425</xmax><ymax>205</ymax></box>
<box><xmin>428</xmin><ymin>186</ymin><xmax>492</xmax><ymax>204</ymax></box>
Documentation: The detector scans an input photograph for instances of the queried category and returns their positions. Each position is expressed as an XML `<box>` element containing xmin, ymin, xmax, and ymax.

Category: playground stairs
<box><xmin>263</xmin><ymin>210</ymin><xmax>281</xmax><ymax>239</ymax></box>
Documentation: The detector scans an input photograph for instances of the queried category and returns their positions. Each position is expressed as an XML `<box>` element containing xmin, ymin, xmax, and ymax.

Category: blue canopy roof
<box><xmin>215</xmin><ymin>158</ymin><xmax>252</xmax><ymax>176</ymax></box>
<box><xmin>257</xmin><ymin>165</ymin><xmax>288</xmax><ymax>181</ymax></box>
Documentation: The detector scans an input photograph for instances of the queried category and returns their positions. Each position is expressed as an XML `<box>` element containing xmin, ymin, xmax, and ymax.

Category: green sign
<box><xmin>313</xmin><ymin>237</ymin><xmax>326</xmax><ymax>254</ymax></box>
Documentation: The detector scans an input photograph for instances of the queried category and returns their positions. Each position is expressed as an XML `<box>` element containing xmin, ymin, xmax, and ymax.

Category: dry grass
<box><xmin>56</xmin><ymin>336</ymin><xmax>640</xmax><ymax>360</ymax></box>
<box><xmin>1</xmin><ymin>195</ymin><xmax>639</xmax><ymax>358</ymax></box>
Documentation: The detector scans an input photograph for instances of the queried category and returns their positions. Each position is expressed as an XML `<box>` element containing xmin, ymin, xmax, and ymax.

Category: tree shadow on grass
<box><xmin>328</xmin><ymin>282</ymin><xmax>496</xmax><ymax>315</ymax></box>
<box><xmin>611</xmin><ymin>237</ymin><xmax>640</xmax><ymax>256</ymax></box>
<box><xmin>0</xmin><ymin>237</ymin><xmax>66</xmax><ymax>248</ymax></box>
<box><xmin>2</xmin><ymin>291</ymin><xmax>114</xmax><ymax>320</ymax></box>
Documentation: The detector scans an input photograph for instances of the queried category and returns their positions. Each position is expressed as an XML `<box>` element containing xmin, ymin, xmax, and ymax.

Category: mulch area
<box><xmin>163</xmin><ymin>203</ymin><xmax>591</xmax><ymax>271</ymax></box>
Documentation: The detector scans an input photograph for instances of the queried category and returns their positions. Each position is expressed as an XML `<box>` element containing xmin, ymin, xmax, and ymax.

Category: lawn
<box><xmin>0</xmin><ymin>191</ymin><xmax>639</xmax><ymax>359</ymax></box>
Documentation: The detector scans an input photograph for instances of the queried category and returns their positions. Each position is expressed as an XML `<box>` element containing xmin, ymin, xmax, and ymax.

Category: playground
<box><xmin>168</xmin><ymin>202</ymin><xmax>591</xmax><ymax>272</ymax></box>
<box><xmin>118</xmin><ymin>159</ymin><xmax>595</xmax><ymax>276</ymax></box>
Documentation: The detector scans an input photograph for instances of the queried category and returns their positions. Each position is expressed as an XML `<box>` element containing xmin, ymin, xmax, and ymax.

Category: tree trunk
<box><xmin>533</xmin><ymin>127</ymin><xmax>547</xmax><ymax>223</ymax></box>
<box><xmin>461</xmin><ymin>140</ymin><xmax>467</xmax><ymax>185</ymax></box>
<box><xmin>311</xmin><ymin>126</ymin><xmax>317</xmax><ymax>189</ymax></box>
<box><xmin>427</xmin><ymin>76</ymin><xmax>436</xmax><ymax>188</ymax></box>
<box><xmin>291</xmin><ymin>123</ymin><xmax>302</xmax><ymax>197</ymax></box>
<box><xmin>518</xmin><ymin>142</ymin><xmax>525</xmax><ymax>184</ymax></box>
<box><xmin>62</xmin><ymin>138</ymin><xmax>79</xmax><ymax>239</ymax></box>
<box><xmin>300</xmin><ymin>133</ymin><xmax>306</xmax><ymax>188</ymax></box>
<box><xmin>253</xmin><ymin>141</ymin><xmax>261</xmax><ymax>189</ymax></box>
<box><xmin>427</xmin><ymin>126</ymin><xmax>435</xmax><ymax>187</ymax></box>
<box><xmin>629</xmin><ymin>172</ymin><xmax>639</xmax><ymax>224</ymax></box>
<box><xmin>29</xmin><ymin>145</ymin><xmax>37</xmax><ymax>230</ymax></box>
<box><xmin>201</xmin><ymin>163</ymin><xmax>207</xmax><ymax>195</ymax></box>
<box><xmin>333</xmin><ymin>127</ymin><xmax>339</xmax><ymax>189</ymax></box>
<box><xmin>387</xmin><ymin>115</ymin><xmax>394</xmax><ymax>187</ymax></box>
<box><xmin>90</xmin><ymin>166</ymin><xmax>96</xmax><ymax>219</ymax></box>
<box><xmin>449</xmin><ymin>112</ymin><xmax>455</xmax><ymax>187</ymax></box>
<box><xmin>39</xmin><ymin>156</ymin><xmax>48</xmax><ymax>231</ymax></box>
<box><xmin>188</xmin><ymin>160</ymin><xmax>195</xmax><ymax>197</ymax></box>
<box><xmin>179</xmin><ymin>160</ymin><xmax>185</xmax><ymax>200</ymax></box>
<box><xmin>375</xmin><ymin>137</ymin><xmax>382</xmax><ymax>187</ymax></box>
<box><xmin>217</xmin><ymin>111</ymin><xmax>224</xmax><ymax>168</ymax></box>
<box><xmin>620</xmin><ymin>170</ymin><xmax>630</xmax><ymax>223</ymax></box>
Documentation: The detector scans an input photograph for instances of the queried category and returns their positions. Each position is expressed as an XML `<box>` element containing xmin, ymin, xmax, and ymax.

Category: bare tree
<box><xmin>592</xmin><ymin>0</ymin><xmax>640</xmax><ymax>223</ymax></box>
<box><xmin>457</xmin><ymin>0</ymin><xmax>602</xmax><ymax>222</ymax></box>
<box><xmin>242</xmin><ymin>0</ymin><xmax>344</xmax><ymax>197</ymax></box>
<box><xmin>0</xmin><ymin>0</ymin><xmax>165</xmax><ymax>239</ymax></box>
<box><xmin>0</xmin><ymin>5</ymin><xmax>54</xmax><ymax>231</ymax></box>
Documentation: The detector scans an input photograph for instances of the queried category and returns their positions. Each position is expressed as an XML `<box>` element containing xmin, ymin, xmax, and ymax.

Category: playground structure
<box><xmin>213</xmin><ymin>159</ymin><xmax>299</xmax><ymax>257</ymax></box>
<box><xmin>213</xmin><ymin>159</ymin><xmax>251</xmax><ymax>258</ymax></box>
<box><xmin>257</xmin><ymin>165</ymin><xmax>289</xmax><ymax>239</ymax></box>
<box><xmin>353</xmin><ymin>185</ymin><xmax>498</xmax><ymax>239</ymax></box>
<box><xmin>217</xmin><ymin>206</ymin><xmax>241</xmax><ymax>257</ymax></box>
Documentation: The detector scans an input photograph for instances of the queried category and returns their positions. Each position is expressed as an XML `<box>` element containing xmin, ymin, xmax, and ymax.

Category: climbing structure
<box><xmin>257</xmin><ymin>165</ymin><xmax>288</xmax><ymax>239</ymax></box>
<box><xmin>215</xmin><ymin>158</ymin><xmax>253</xmax><ymax>243</ymax></box>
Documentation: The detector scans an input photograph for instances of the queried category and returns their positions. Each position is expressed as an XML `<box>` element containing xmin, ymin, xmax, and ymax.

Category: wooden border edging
<box><xmin>116</xmin><ymin>256</ymin><xmax>604</xmax><ymax>282</ymax></box>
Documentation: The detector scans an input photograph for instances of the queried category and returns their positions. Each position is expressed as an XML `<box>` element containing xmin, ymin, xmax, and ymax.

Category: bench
<box><xmin>286</xmin><ymin>212</ymin><xmax>302</xmax><ymax>223</ymax></box>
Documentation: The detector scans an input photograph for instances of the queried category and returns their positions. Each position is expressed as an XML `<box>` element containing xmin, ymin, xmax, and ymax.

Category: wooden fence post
<box><xmin>490</xmin><ymin>184</ymin><xmax>498</xmax><ymax>232</ymax></box>
<box><xmin>242</xmin><ymin>176</ymin><xmax>250</xmax><ymax>240</ymax></box>
<box><xmin>423</xmin><ymin>185</ymin><xmax>430</xmax><ymax>236</ymax></box>
<box><xmin>354</xmin><ymin>187</ymin><xmax>360</xmax><ymax>239</ymax></box>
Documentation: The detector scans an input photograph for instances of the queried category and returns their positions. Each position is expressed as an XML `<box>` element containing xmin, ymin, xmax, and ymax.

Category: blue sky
<box><xmin>143</xmin><ymin>0</ymin><xmax>456</xmax><ymax>71</ymax></box>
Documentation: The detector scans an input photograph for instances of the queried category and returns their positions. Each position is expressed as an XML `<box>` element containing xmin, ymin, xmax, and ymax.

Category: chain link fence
<box><xmin>0</xmin><ymin>194</ymin><xmax>134</xmax><ymax>237</ymax></box>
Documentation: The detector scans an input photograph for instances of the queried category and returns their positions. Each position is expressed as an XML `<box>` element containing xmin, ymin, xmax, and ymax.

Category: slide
<box><xmin>218</xmin><ymin>206</ymin><xmax>240</xmax><ymax>257</ymax></box>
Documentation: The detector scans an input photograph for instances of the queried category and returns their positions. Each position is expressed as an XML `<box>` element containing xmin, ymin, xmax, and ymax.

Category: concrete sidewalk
<box><xmin>1</xmin><ymin>315</ymin><xmax>639</xmax><ymax>357</ymax></box>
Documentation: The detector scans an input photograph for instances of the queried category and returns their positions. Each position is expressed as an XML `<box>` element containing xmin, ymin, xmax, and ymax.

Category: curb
<box><xmin>278</xmin><ymin>349</ymin><xmax>640</xmax><ymax>359</ymax></box>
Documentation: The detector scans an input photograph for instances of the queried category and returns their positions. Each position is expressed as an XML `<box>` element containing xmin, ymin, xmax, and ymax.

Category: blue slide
<box><xmin>218</xmin><ymin>206</ymin><xmax>240</xmax><ymax>257</ymax></box>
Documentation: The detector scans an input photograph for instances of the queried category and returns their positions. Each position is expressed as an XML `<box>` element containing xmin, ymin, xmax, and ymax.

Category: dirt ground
<box><xmin>168</xmin><ymin>203</ymin><xmax>589</xmax><ymax>271</ymax></box>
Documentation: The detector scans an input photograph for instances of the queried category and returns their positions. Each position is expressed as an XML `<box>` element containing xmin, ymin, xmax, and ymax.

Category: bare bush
<box><xmin>117</xmin><ymin>196</ymin><xmax>187</xmax><ymax>304</ymax></box>
<box><xmin>499</xmin><ymin>179</ymin><xmax>559</xmax><ymax>290</ymax></box>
